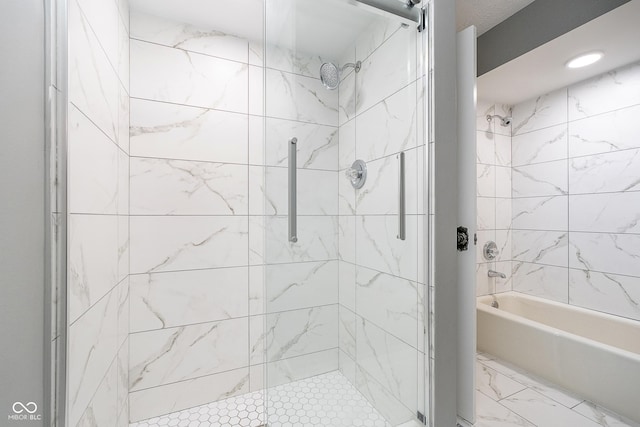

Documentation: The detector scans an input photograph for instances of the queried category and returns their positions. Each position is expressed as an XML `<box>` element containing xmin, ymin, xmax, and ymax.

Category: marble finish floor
<box><xmin>130</xmin><ymin>371</ymin><xmax>407</xmax><ymax>427</ymax></box>
<box><xmin>473</xmin><ymin>352</ymin><xmax>640</xmax><ymax>427</ymax></box>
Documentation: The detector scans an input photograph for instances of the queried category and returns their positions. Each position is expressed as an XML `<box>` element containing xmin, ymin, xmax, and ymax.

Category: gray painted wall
<box><xmin>0</xmin><ymin>0</ymin><xmax>46</xmax><ymax>424</ymax></box>
<box><xmin>477</xmin><ymin>0</ymin><xmax>630</xmax><ymax>76</ymax></box>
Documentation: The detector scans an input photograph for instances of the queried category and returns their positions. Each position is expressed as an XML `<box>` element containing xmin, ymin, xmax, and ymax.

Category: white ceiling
<box><xmin>477</xmin><ymin>0</ymin><xmax>640</xmax><ymax>105</ymax></box>
<box><xmin>456</xmin><ymin>0</ymin><xmax>536</xmax><ymax>35</ymax></box>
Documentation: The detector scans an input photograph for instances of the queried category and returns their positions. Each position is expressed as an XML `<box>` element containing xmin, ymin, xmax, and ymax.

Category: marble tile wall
<box><xmin>476</xmin><ymin>101</ymin><xmax>513</xmax><ymax>297</ymax></box>
<box><xmin>510</xmin><ymin>60</ymin><xmax>640</xmax><ymax>322</ymax></box>
<box><xmin>337</xmin><ymin>18</ymin><xmax>427</xmax><ymax>425</ymax></box>
<box><xmin>127</xmin><ymin>11</ymin><xmax>341</xmax><ymax>422</ymax></box>
<box><xmin>66</xmin><ymin>0</ymin><xmax>130</xmax><ymax>425</ymax></box>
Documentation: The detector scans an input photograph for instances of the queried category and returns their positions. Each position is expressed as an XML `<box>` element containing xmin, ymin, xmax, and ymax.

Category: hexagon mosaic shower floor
<box><xmin>130</xmin><ymin>371</ymin><xmax>394</xmax><ymax>427</ymax></box>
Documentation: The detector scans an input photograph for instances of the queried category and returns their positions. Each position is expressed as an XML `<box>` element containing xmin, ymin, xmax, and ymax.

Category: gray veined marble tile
<box><xmin>262</xmin><ymin>167</ymin><xmax>338</xmax><ymax>216</ymax></box>
<box><xmin>512</xmin><ymin>230</ymin><xmax>568</xmax><ymax>267</ymax></box>
<box><xmin>477</xmin><ymin>197</ymin><xmax>496</xmax><ymax>231</ymax></box>
<box><xmin>266</xmin><ymin>348</ymin><xmax>338</xmax><ymax>388</ymax></box>
<box><xmin>512</xmin><ymin>124</ymin><xmax>568</xmax><ymax>166</ymax></box>
<box><xmin>356</xmin><ymin>318</ymin><xmax>417</xmax><ymax>411</ymax></box>
<box><xmin>495</xmin><ymin>166</ymin><xmax>511</xmax><ymax>198</ymax></box>
<box><xmin>477</xmin><ymin>164</ymin><xmax>496</xmax><ymax>197</ymax></box>
<box><xmin>69</xmin><ymin>0</ymin><xmax>119</xmax><ymax>142</ymax></box>
<box><xmin>76</xmin><ymin>0</ymin><xmax>119</xmax><ymax>69</ymax></box>
<box><xmin>476</xmin><ymin>362</ymin><xmax>526</xmax><ymax>401</ymax></box>
<box><xmin>265</xmin><ymin>260</ymin><xmax>338</xmax><ymax>312</ymax></box>
<box><xmin>569</xmin><ymin>192</ymin><xmax>640</xmax><ymax>234</ymax></box>
<box><xmin>568</xmin><ymin>60</ymin><xmax>640</xmax><ymax>121</ymax></box>
<box><xmin>339</xmin><ymin>69</ymin><xmax>357</xmax><ymax>126</ymax></box>
<box><xmin>265</xmin><ymin>44</ymin><xmax>325</xmax><ymax>79</ymax></box>
<box><xmin>512</xmin><ymin>261</ymin><xmax>569</xmax><ymax>303</ymax></box>
<box><xmin>355</xmin><ymin>215</ymin><xmax>418</xmax><ymax>282</ymax></box>
<box><xmin>572</xmin><ymin>400</ymin><xmax>640</xmax><ymax>427</ymax></box>
<box><xmin>339</xmin><ymin>349</ymin><xmax>356</xmax><ymax>385</ymax></box>
<box><xmin>501</xmin><ymin>388</ymin><xmax>602</xmax><ymax>427</ymax></box>
<box><xmin>249</xmin><ymin>65</ymin><xmax>264</xmax><ymax>116</ymax></box>
<box><xmin>355</xmin><ymin>16</ymin><xmax>403</xmax><ymax>66</ymax></box>
<box><xmin>116</xmin><ymin>339</ymin><xmax>128</xmax><ymax>416</ymax></box>
<box><xmin>339</xmin><ymin>260</ymin><xmax>356</xmax><ymax>311</ymax></box>
<box><xmin>77</xmin><ymin>359</ymin><xmax>118</xmax><ymax>427</ymax></box>
<box><xmin>117</xmin><ymin>84</ymin><xmax>130</xmax><ymax>153</ymax></box>
<box><xmin>474</xmin><ymin>391</ymin><xmax>535</xmax><ymax>427</ymax></box>
<box><xmin>569</xmin><ymin>104</ymin><xmax>640</xmax><ymax>158</ymax></box>
<box><xmin>339</xmin><ymin>166</ymin><xmax>356</xmax><ymax>215</ymax></box>
<box><xmin>265</xmin><ymin>68</ymin><xmax>338</xmax><ymax>126</ymax></box>
<box><xmin>117</xmin><ymin>17</ymin><xmax>129</xmax><ymax>92</ymax></box>
<box><xmin>512</xmin><ymin>88</ymin><xmax>567</xmax><ymax>136</ymax></box>
<box><xmin>339</xmin><ymin>118</ymin><xmax>356</xmax><ymax>170</ymax></box>
<box><xmin>512</xmin><ymin>196</ymin><xmax>568</xmax><ymax>231</ymax></box>
<box><xmin>68</xmin><ymin>105</ymin><xmax>119</xmax><ymax>215</ymax></box>
<box><xmin>130</xmin><ymin>158</ymin><xmax>248</xmax><ymax>215</ymax></box>
<box><xmin>130</xmin><ymin>40</ymin><xmax>248</xmax><ymax>113</ymax></box>
<box><xmin>477</xmin><ymin>130</ymin><xmax>496</xmax><ymax>165</ymax></box>
<box><xmin>569</xmin><ymin>148</ymin><xmax>640</xmax><ymax>194</ymax></box>
<box><xmin>512</xmin><ymin>160</ymin><xmax>568</xmax><ymax>198</ymax></box>
<box><xmin>569</xmin><ymin>232</ymin><xmax>640</xmax><ymax>278</ymax></box>
<box><xmin>129</xmin><ymin>317</ymin><xmax>249</xmax><ymax>391</ymax></box>
<box><xmin>495</xmin><ymin>132</ymin><xmax>512</xmax><ymax>167</ymax></box>
<box><xmin>569</xmin><ymin>269</ymin><xmax>640</xmax><ymax>322</ymax></box>
<box><xmin>129</xmin><ymin>267</ymin><xmax>249</xmax><ymax>333</ymax></box>
<box><xmin>355</xmin><ymin>81</ymin><xmax>418</xmax><ymax>163</ymax></box>
<box><xmin>355</xmin><ymin>266</ymin><xmax>419</xmax><ymax>348</ymax></box>
<box><xmin>128</xmin><ymin>368</ymin><xmax>250</xmax><ymax>423</ymax></box>
<box><xmin>264</xmin><ymin>216</ymin><xmax>338</xmax><ymax>264</ymax></box>
<box><xmin>265</xmin><ymin>305</ymin><xmax>338</xmax><ymax>362</ymax></box>
<box><xmin>339</xmin><ymin>306</ymin><xmax>357</xmax><ymax>360</ymax></box>
<box><xmin>130</xmin><ymin>216</ymin><xmax>248</xmax><ymax>274</ymax></box>
<box><xmin>355</xmin><ymin>364</ymin><xmax>414</xmax><ymax>426</ymax></box>
<box><xmin>495</xmin><ymin>198</ymin><xmax>512</xmax><ymax>230</ymax></box>
<box><xmin>130</xmin><ymin>98</ymin><xmax>248</xmax><ymax>164</ymax></box>
<box><xmin>131</xmin><ymin>12</ymin><xmax>249</xmax><ymax>63</ymax></box>
<box><xmin>265</xmin><ymin>118</ymin><xmax>338</xmax><ymax>170</ymax></box>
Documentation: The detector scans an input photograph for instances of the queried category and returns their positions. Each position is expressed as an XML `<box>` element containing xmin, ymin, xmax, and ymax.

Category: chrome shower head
<box><xmin>487</xmin><ymin>114</ymin><xmax>512</xmax><ymax>127</ymax></box>
<box><xmin>319</xmin><ymin>61</ymin><xmax>362</xmax><ymax>90</ymax></box>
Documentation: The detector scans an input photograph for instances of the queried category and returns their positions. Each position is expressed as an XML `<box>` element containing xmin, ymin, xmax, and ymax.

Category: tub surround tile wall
<box><xmin>337</xmin><ymin>20</ymin><xmax>426</xmax><ymax>425</ymax></box>
<box><xmin>509</xmin><ymin>60</ymin><xmax>640</xmax><ymax>323</ymax></box>
<box><xmin>128</xmin><ymin>11</ymin><xmax>341</xmax><ymax>421</ymax></box>
<box><xmin>67</xmin><ymin>0</ymin><xmax>130</xmax><ymax>425</ymax></box>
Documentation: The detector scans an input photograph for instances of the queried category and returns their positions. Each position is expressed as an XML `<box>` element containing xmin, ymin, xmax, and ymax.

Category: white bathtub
<box><xmin>477</xmin><ymin>291</ymin><xmax>640</xmax><ymax>423</ymax></box>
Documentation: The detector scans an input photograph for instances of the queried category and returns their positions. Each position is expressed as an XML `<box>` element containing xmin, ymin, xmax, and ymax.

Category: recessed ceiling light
<box><xmin>566</xmin><ymin>51</ymin><xmax>604</xmax><ymax>69</ymax></box>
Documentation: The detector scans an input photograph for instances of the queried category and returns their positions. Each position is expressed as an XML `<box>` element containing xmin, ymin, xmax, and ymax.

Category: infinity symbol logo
<box><xmin>12</xmin><ymin>402</ymin><xmax>38</xmax><ymax>414</ymax></box>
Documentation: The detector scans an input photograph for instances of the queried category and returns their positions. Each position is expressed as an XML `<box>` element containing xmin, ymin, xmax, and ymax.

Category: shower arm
<box><xmin>341</xmin><ymin>61</ymin><xmax>362</xmax><ymax>73</ymax></box>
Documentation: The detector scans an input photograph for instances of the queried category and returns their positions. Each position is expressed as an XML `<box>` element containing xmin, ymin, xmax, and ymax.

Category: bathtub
<box><xmin>477</xmin><ymin>291</ymin><xmax>640</xmax><ymax>423</ymax></box>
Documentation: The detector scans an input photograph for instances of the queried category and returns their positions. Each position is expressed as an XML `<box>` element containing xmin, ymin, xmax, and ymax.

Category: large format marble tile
<box><xmin>477</xmin><ymin>130</ymin><xmax>495</xmax><ymax>165</ymax></box>
<box><xmin>68</xmin><ymin>105</ymin><xmax>119</xmax><ymax>215</ymax></box>
<box><xmin>129</xmin><ymin>267</ymin><xmax>249</xmax><ymax>333</ymax></box>
<box><xmin>569</xmin><ymin>192</ymin><xmax>640</xmax><ymax>233</ymax></box>
<box><xmin>572</xmin><ymin>400</ymin><xmax>640</xmax><ymax>427</ymax></box>
<box><xmin>69</xmin><ymin>215</ymin><xmax>119</xmax><ymax>323</ymax></box>
<box><xmin>512</xmin><ymin>230</ymin><xmax>568</xmax><ymax>267</ymax></box>
<box><xmin>356</xmin><ymin>318</ymin><xmax>417</xmax><ymax>412</ymax></box>
<box><xmin>265</xmin><ymin>68</ymin><xmax>338</xmax><ymax>126</ymax></box>
<box><xmin>265</xmin><ymin>260</ymin><xmax>338</xmax><ymax>312</ymax></box>
<box><xmin>261</xmin><ymin>167</ymin><xmax>338</xmax><ymax>215</ymax></box>
<box><xmin>130</xmin><ymin>40</ymin><xmax>248</xmax><ymax>113</ymax></box>
<box><xmin>69</xmin><ymin>0</ymin><xmax>119</xmax><ymax>142</ymax></box>
<box><xmin>355</xmin><ymin>16</ymin><xmax>402</xmax><ymax>65</ymax></box>
<box><xmin>568</xmin><ymin>61</ymin><xmax>640</xmax><ymax>121</ymax></box>
<box><xmin>266</xmin><ymin>348</ymin><xmax>338</xmax><ymax>388</ymax></box>
<box><xmin>76</xmin><ymin>0</ymin><xmax>119</xmax><ymax>67</ymax></box>
<box><xmin>476</xmin><ymin>362</ymin><xmax>526</xmax><ymax>401</ymax></box>
<box><xmin>129</xmin><ymin>317</ymin><xmax>249</xmax><ymax>391</ymax></box>
<box><xmin>477</xmin><ymin>164</ymin><xmax>496</xmax><ymax>197</ymax></box>
<box><xmin>264</xmin><ymin>215</ymin><xmax>337</xmax><ymax>264</ymax></box>
<box><xmin>477</xmin><ymin>197</ymin><xmax>496</xmax><ymax>231</ymax></box>
<box><xmin>265</xmin><ymin>44</ymin><xmax>326</xmax><ymax>79</ymax></box>
<box><xmin>356</xmin><ymin>26</ymin><xmax>416</xmax><ymax>116</ymax></box>
<box><xmin>475</xmin><ymin>391</ymin><xmax>535</xmax><ymax>427</ymax></box>
<box><xmin>129</xmin><ymin>368</ymin><xmax>250</xmax><ymax>422</ymax></box>
<box><xmin>500</xmin><ymin>388</ymin><xmax>602</xmax><ymax>427</ymax></box>
<box><xmin>355</xmin><ymin>81</ymin><xmax>418</xmax><ymax>163</ymax></box>
<box><xmin>355</xmin><ymin>215</ymin><xmax>418</xmax><ymax>282</ymax></box>
<box><xmin>265</xmin><ymin>118</ymin><xmax>338</xmax><ymax>170</ymax></box>
<box><xmin>495</xmin><ymin>133</ymin><xmax>511</xmax><ymax>167</ymax></box>
<box><xmin>569</xmin><ymin>104</ymin><xmax>640</xmax><ymax>158</ymax></box>
<box><xmin>339</xmin><ymin>69</ymin><xmax>357</xmax><ymax>125</ymax></box>
<box><xmin>68</xmin><ymin>288</ymin><xmax>119</xmax><ymax>426</ymax></box>
<box><xmin>512</xmin><ymin>88</ymin><xmax>567</xmax><ymax>136</ymax></box>
<box><xmin>512</xmin><ymin>261</ymin><xmax>569</xmax><ymax>303</ymax></box>
<box><xmin>249</xmin><ymin>65</ymin><xmax>264</xmax><ymax>116</ymax></box>
<box><xmin>130</xmin><ymin>98</ymin><xmax>248</xmax><ymax>163</ymax></box>
<box><xmin>495</xmin><ymin>166</ymin><xmax>512</xmax><ymax>198</ymax></box>
<box><xmin>356</xmin><ymin>148</ymin><xmax>419</xmax><ymax>215</ymax></box>
<box><xmin>569</xmin><ymin>269</ymin><xmax>640</xmax><ymax>322</ymax></box>
<box><xmin>77</xmin><ymin>359</ymin><xmax>118</xmax><ymax>427</ymax></box>
<box><xmin>512</xmin><ymin>160</ymin><xmax>568</xmax><ymax>197</ymax></box>
<box><xmin>355</xmin><ymin>266</ymin><xmax>418</xmax><ymax>348</ymax></box>
<box><xmin>339</xmin><ymin>261</ymin><xmax>356</xmax><ymax>311</ymax></box>
<box><xmin>569</xmin><ymin>232</ymin><xmax>640</xmax><ymax>277</ymax></box>
<box><xmin>130</xmin><ymin>216</ymin><xmax>248</xmax><ymax>274</ymax></box>
<box><xmin>355</xmin><ymin>364</ymin><xmax>414</xmax><ymax>426</ymax></box>
<box><xmin>131</xmin><ymin>12</ymin><xmax>248</xmax><ymax>63</ymax></box>
<box><xmin>569</xmin><ymin>148</ymin><xmax>640</xmax><ymax>194</ymax></box>
<box><xmin>512</xmin><ymin>196</ymin><xmax>568</xmax><ymax>231</ymax></box>
<box><xmin>130</xmin><ymin>158</ymin><xmax>248</xmax><ymax>215</ymax></box>
<box><xmin>512</xmin><ymin>124</ymin><xmax>568</xmax><ymax>166</ymax></box>
<box><xmin>339</xmin><ymin>118</ymin><xmax>356</xmax><ymax>170</ymax></box>
<box><xmin>339</xmin><ymin>306</ymin><xmax>356</xmax><ymax>360</ymax></box>
<box><xmin>265</xmin><ymin>305</ymin><xmax>338</xmax><ymax>361</ymax></box>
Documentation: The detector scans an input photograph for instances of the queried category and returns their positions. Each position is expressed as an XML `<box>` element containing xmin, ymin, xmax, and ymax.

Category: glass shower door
<box><xmin>261</xmin><ymin>0</ymin><xmax>430</xmax><ymax>425</ymax></box>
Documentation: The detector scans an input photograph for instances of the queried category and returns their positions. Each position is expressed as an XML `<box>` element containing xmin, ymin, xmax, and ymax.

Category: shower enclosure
<box><xmin>46</xmin><ymin>0</ymin><xmax>436</xmax><ymax>425</ymax></box>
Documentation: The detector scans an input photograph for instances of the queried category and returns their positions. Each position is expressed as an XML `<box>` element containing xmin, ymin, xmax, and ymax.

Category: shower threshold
<box><xmin>130</xmin><ymin>371</ymin><xmax>393</xmax><ymax>427</ymax></box>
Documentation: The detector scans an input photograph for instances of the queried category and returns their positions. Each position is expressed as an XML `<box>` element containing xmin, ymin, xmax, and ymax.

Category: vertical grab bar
<box><xmin>288</xmin><ymin>137</ymin><xmax>298</xmax><ymax>243</ymax></box>
<box><xmin>397</xmin><ymin>151</ymin><xmax>406</xmax><ymax>240</ymax></box>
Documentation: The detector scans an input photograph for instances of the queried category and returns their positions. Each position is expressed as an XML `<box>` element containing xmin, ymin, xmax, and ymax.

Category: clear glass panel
<box><xmin>263</xmin><ymin>1</ymin><xmax>429</xmax><ymax>425</ymax></box>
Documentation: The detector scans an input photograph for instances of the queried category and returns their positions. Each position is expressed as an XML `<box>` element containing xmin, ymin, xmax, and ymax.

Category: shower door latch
<box><xmin>457</xmin><ymin>226</ymin><xmax>469</xmax><ymax>252</ymax></box>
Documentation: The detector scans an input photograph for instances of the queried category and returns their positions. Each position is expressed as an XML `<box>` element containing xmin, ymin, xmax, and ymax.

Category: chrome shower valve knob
<box><xmin>345</xmin><ymin>160</ymin><xmax>367</xmax><ymax>189</ymax></box>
